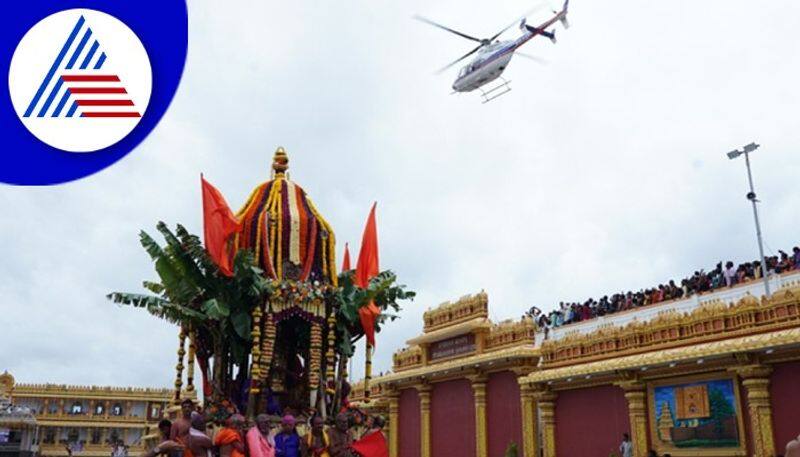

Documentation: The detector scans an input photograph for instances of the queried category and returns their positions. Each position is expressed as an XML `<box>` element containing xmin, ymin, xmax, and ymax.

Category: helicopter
<box><xmin>415</xmin><ymin>0</ymin><xmax>570</xmax><ymax>103</ymax></box>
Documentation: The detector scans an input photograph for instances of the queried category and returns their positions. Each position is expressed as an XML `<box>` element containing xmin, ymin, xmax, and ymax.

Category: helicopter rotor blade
<box><xmin>488</xmin><ymin>2</ymin><xmax>550</xmax><ymax>41</ymax></box>
<box><xmin>413</xmin><ymin>15</ymin><xmax>484</xmax><ymax>43</ymax></box>
<box><xmin>436</xmin><ymin>43</ymin><xmax>484</xmax><ymax>74</ymax></box>
<box><xmin>515</xmin><ymin>51</ymin><xmax>548</xmax><ymax>64</ymax></box>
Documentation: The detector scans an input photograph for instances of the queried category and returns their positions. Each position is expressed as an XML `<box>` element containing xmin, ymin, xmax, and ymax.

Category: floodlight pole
<box><xmin>729</xmin><ymin>142</ymin><xmax>771</xmax><ymax>298</ymax></box>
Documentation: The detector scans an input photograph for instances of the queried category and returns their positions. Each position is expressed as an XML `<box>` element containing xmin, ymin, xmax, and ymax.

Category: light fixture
<box><xmin>697</xmin><ymin>358</ymin><xmax>705</xmax><ymax>364</ymax></box>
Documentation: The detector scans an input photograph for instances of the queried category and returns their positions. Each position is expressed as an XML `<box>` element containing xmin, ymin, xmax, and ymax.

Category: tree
<box><xmin>708</xmin><ymin>386</ymin><xmax>734</xmax><ymax>434</ymax></box>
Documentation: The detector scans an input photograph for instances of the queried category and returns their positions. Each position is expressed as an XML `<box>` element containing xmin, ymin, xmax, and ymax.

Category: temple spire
<box><xmin>272</xmin><ymin>147</ymin><xmax>289</xmax><ymax>176</ymax></box>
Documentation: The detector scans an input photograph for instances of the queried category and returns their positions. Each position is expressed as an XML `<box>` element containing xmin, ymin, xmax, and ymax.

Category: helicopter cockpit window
<box><xmin>459</xmin><ymin>67</ymin><xmax>468</xmax><ymax>77</ymax></box>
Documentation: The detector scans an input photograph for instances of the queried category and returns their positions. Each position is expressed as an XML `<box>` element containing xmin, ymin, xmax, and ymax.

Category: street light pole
<box><xmin>727</xmin><ymin>142</ymin><xmax>771</xmax><ymax>297</ymax></box>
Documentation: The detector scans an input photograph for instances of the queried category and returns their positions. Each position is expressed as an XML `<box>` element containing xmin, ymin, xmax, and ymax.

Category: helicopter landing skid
<box><xmin>479</xmin><ymin>78</ymin><xmax>511</xmax><ymax>103</ymax></box>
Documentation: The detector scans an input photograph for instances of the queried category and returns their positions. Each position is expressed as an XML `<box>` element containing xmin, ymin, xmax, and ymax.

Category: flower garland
<box><xmin>309</xmin><ymin>321</ymin><xmax>323</xmax><ymax>394</ymax></box>
<box><xmin>249</xmin><ymin>304</ymin><xmax>263</xmax><ymax>394</ymax></box>
<box><xmin>269</xmin><ymin>279</ymin><xmax>334</xmax><ymax>321</ymax></box>
<box><xmin>174</xmin><ymin>329</ymin><xmax>186</xmax><ymax>403</ymax></box>
<box><xmin>205</xmin><ymin>399</ymin><xmax>239</xmax><ymax>425</ymax></box>
<box><xmin>260</xmin><ymin>312</ymin><xmax>276</xmax><ymax>383</ymax></box>
<box><xmin>325</xmin><ymin>313</ymin><xmax>336</xmax><ymax>387</ymax></box>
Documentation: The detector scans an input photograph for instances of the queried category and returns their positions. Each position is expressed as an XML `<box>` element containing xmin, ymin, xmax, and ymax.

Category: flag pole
<box><xmin>364</xmin><ymin>341</ymin><xmax>373</xmax><ymax>403</ymax></box>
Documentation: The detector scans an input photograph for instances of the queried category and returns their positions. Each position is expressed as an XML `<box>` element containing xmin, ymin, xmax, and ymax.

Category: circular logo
<box><xmin>8</xmin><ymin>8</ymin><xmax>152</xmax><ymax>153</ymax></box>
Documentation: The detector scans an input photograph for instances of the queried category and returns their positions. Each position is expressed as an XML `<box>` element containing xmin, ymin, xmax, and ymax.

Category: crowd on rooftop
<box><xmin>527</xmin><ymin>246</ymin><xmax>800</xmax><ymax>335</ymax></box>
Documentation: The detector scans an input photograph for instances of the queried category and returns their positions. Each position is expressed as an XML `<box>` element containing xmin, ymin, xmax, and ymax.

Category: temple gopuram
<box><xmin>358</xmin><ymin>270</ymin><xmax>800</xmax><ymax>457</ymax></box>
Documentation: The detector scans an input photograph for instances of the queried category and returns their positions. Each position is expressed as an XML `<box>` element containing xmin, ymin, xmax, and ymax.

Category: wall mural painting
<box><xmin>651</xmin><ymin>377</ymin><xmax>744</xmax><ymax>454</ymax></box>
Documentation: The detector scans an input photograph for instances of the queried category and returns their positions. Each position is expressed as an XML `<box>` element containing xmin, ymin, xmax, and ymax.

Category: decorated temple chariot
<box><xmin>109</xmin><ymin>147</ymin><xmax>414</xmax><ymax>420</ymax></box>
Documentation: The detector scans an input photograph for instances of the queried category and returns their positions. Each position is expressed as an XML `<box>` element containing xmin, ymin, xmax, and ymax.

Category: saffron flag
<box><xmin>201</xmin><ymin>175</ymin><xmax>241</xmax><ymax>276</ymax></box>
<box><xmin>355</xmin><ymin>203</ymin><xmax>380</xmax><ymax>346</ymax></box>
<box><xmin>342</xmin><ymin>242</ymin><xmax>352</xmax><ymax>271</ymax></box>
<box><xmin>351</xmin><ymin>431</ymin><xmax>388</xmax><ymax>457</ymax></box>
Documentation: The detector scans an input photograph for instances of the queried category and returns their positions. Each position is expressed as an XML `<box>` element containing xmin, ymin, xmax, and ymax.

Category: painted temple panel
<box><xmin>431</xmin><ymin>379</ymin><xmax>476</xmax><ymax>457</ymax></box>
<box><xmin>770</xmin><ymin>361</ymin><xmax>800</xmax><ymax>453</ymax></box>
<box><xmin>486</xmin><ymin>371</ymin><xmax>522</xmax><ymax>457</ymax></box>
<box><xmin>555</xmin><ymin>385</ymin><xmax>630</xmax><ymax>457</ymax></box>
<box><xmin>649</xmin><ymin>375</ymin><xmax>748</xmax><ymax>456</ymax></box>
<box><xmin>398</xmin><ymin>389</ymin><xmax>421</xmax><ymax>457</ymax></box>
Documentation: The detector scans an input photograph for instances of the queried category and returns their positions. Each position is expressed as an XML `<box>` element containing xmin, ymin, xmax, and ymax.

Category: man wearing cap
<box><xmin>275</xmin><ymin>415</ymin><xmax>301</xmax><ymax>457</ymax></box>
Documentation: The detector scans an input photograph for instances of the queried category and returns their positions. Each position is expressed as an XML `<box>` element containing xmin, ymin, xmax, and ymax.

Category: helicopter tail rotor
<box><xmin>559</xmin><ymin>0</ymin><xmax>570</xmax><ymax>28</ymax></box>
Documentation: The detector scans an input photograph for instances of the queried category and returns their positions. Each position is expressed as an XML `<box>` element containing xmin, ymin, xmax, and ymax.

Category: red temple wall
<box><xmin>398</xmin><ymin>388</ymin><xmax>421</xmax><ymax>457</ymax></box>
<box><xmin>486</xmin><ymin>371</ymin><xmax>522</xmax><ymax>457</ymax></box>
<box><xmin>771</xmin><ymin>360</ymin><xmax>800</xmax><ymax>452</ymax></box>
<box><xmin>431</xmin><ymin>379</ymin><xmax>476</xmax><ymax>457</ymax></box>
<box><xmin>555</xmin><ymin>384</ymin><xmax>630</xmax><ymax>457</ymax></box>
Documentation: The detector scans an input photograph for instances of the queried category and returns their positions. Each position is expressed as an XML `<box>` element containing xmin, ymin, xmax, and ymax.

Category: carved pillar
<box><xmin>533</xmin><ymin>389</ymin><xmax>557</xmax><ymax>457</ymax></box>
<box><xmin>387</xmin><ymin>389</ymin><xmax>400</xmax><ymax>457</ymax></box>
<box><xmin>618</xmin><ymin>381</ymin><xmax>648</xmax><ymax>457</ymax></box>
<box><xmin>420</xmin><ymin>344</ymin><xmax>430</xmax><ymax>366</ymax></box>
<box><xmin>471</xmin><ymin>376</ymin><xmax>488</xmax><ymax>457</ymax></box>
<box><xmin>733</xmin><ymin>364</ymin><xmax>775</xmax><ymax>457</ymax></box>
<box><xmin>519</xmin><ymin>384</ymin><xmax>538</xmax><ymax>457</ymax></box>
<box><xmin>418</xmin><ymin>385</ymin><xmax>432</xmax><ymax>457</ymax></box>
<box><xmin>475</xmin><ymin>332</ymin><xmax>487</xmax><ymax>355</ymax></box>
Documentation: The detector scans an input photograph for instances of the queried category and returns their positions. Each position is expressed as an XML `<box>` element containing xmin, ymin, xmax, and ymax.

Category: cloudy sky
<box><xmin>2</xmin><ymin>0</ymin><xmax>799</xmax><ymax>388</ymax></box>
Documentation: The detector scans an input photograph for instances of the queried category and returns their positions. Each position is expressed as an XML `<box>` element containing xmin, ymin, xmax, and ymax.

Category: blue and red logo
<box><xmin>2</xmin><ymin>1</ymin><xmax>187</xmax><ymax>184</ymax></box>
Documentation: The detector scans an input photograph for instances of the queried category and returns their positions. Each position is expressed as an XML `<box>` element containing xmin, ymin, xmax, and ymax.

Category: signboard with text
<box><xmin>429</xmin><ymin>333</ymin><xmax>476</xmax><ymax>361</ymax></box>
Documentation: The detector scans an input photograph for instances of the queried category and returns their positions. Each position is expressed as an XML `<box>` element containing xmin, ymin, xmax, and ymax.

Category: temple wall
<box><xmin>555</xmin><ymin>385</ymin><xmax>630</xmax><ymax>457</ymax></box>
<box><xmin>771</xmin><ymin>360</ymin><xmax>800</xmax><ymax>452</ymax></box>
<box><xmin>431</xmin><ymin>379</ymin><xmax>475</xmax><ymax>457</ymax></box>
<box><xmin>398</xmin><ymin>389</ymin><xmax>421</xmax><ymax>457</ymax></box>
<box><xmin>486</xmin><ymin>371</ymin><xmax>522</xmax><ymax>457</ymax></box>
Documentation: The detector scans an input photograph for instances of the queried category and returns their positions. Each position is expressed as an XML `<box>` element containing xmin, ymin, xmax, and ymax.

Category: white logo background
<box><xmin>8</xmin><ymin>9</ymin><xmax>152</xmax><ymax>153</ymax></box>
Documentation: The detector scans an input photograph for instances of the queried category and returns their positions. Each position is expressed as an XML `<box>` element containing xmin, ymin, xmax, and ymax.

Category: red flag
<box><xmin>351</xmin><ymin>431</ymin><xmax>388</xmax><ymax>457</ymax></box>
<box><xmin>355</xmin><ymin>203</ymin><xmax>380</xmax><ymax>346</ymax></box>
<box><xmin>355</xmin><ymin>203</ymin><xmax>379</xmax><ymax>287</ymax></box>
<box><xmin>201</xmin><ymin>175</ymin><xmax>241</xmax><ymax>276</ymax></box>
<box><xmin>342</xmin><ymin>242</ymin><xmax>352</xmax><ymax>271</ymax></box>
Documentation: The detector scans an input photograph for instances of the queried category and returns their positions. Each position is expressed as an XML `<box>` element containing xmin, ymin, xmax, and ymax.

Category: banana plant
<box><xmin>107</xmin><ymin>222</ymin><xmax>271</xmax><ymax>402</ymax></box>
